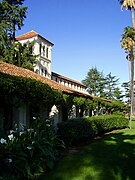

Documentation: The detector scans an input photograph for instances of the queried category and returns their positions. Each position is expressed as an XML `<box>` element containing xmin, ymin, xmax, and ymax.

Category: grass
<box><xmin>41</xmin><ymin>121</ymin><xmax>135</xmax><ymax>180</ymax></box>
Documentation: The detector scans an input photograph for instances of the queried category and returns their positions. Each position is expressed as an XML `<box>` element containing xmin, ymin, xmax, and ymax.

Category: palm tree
<box><xmin>121</xmin><ymin>27</ymin><xmax>135</xmax><ymax>128</ymax></box>
<box><xmin>119</xmin><ymin>0</ymin><xmax>135</xmax><ymax>128</ymax></box>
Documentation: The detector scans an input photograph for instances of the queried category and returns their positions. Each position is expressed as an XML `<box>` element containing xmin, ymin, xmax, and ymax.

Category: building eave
<box><xmin>16</xmin><ymin>30</ymin><xmax>54</xmax><ymax>46</ymax></box>
<box><xmin>52</xmin><ymin>72</ymin><xmax>87</xmax><ymax>88</ymax></box>
<box><xmin>0</xmin><ymin>62</ymin><xmax>90</xmax><ymax>97</ymax></box>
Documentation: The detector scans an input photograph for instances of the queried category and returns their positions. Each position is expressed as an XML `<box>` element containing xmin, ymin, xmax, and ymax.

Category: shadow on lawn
<box><xmin>44</xmin><ymin>131</ymin><xmax>135</xmax><ymax>180</ymax></box>
<box><xmin>83</xmin><ymin>132</ymin><xmax>135</xmax><ymax>180</ymax></box>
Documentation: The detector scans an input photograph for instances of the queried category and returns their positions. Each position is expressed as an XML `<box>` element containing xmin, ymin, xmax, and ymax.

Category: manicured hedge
<box><xmin>57</xmin><ymin>115</ymin><xmax>129</xmax><ymax>146</ymax></box>
<box><xmin>90</xmin><ymin>115</ymin><xmax>129</xmax><ymax>134</ymax></box>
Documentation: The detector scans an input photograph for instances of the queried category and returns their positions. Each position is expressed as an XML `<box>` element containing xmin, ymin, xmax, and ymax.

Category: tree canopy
<box><xmin>82</xmin><ymin>67</ymin><xmax>106</xmax><ymax>97</ymax></box>
<box><xmin>82</xmin><ymin>67</ymin><xmax>122</xmax><ymax>100</ymax></box>
<box><xmin>0</xmin><ymin>0</ymin><xmax>27</xmax><ymax>43</ymax></box>
<box><xmin>0</xmin><ymin>0</ymin><xmax>36</xmax><ymax>70</ymax></box>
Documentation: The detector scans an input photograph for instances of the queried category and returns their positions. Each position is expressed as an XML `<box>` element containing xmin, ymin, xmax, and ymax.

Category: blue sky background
<box><xmin>17</xmin><ymin>0</ymin><xmax>133</xmax><ymax>85</ymax></box>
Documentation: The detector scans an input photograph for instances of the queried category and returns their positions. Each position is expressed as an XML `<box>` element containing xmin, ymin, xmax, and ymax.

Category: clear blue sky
<box><xmin>17</xmin><ymin>0</ymin><xmax>133</xmax><ymax>85</ymax></box>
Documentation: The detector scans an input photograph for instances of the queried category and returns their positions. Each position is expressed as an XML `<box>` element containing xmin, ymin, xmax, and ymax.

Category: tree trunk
<box><xmin>130</xmin><ymin>47</ymin><xmax>134</xmax><ymax>129</ymax></box>
<box><xmin>132</xmin><ymin>8</ymin><xmax>135</xmax><ymax>29</ymax></box>
<box><xmin>130</xmin><ymin>8</ymin><xmax>135</xmax><ymax>129</ymax></box>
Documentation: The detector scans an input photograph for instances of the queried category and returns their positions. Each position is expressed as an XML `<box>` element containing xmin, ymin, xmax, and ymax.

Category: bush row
<box><xmin>58</xmin><ymin>115</ymin><xmax>129</xmax><ymax>146</ymax></box>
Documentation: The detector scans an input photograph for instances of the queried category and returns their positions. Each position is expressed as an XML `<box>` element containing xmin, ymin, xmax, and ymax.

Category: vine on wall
<box><xmin>0</xmin><ymin>72</ymin><xmax>128</xmax><ymax>119</ymax></box>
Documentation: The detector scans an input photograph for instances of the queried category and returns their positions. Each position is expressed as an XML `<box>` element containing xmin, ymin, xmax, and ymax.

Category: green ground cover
<box><xmin>43</xmin><ymin>121</ymin><xmax>135</xmax><ymax>180</ymax></box>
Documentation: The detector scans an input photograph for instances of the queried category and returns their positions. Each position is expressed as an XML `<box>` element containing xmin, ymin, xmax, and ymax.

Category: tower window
<box><xmin>39</xmin><ymin>44</ymin><xmax>42</xmax><ymax>54</ymax></box>
<box><xmin>46</xmin><ymin>47</ymin><xmax>49</xmax><ymax>58</ymax></box>
<box><xmin>45</xmin><ymin>69</ymin><xmax>47</xmax><ymax>76</ymax></box>
<box><xmin>35</xmin><ymin>69</ymin><xmax>39</xmax><ymax>74</ymax></box>
<box><xmin>41</xmin><ymin>68</ymin><xmax>44</xmax><ymax>75</ymax></box>
<box><xmin>43</xmin><ymin>46</ymin><xmax>45</xmax><ymax>56</ymax></box>
<box><xmin>43</xmin><ymin>46</ymin><xmax>45</xmax><ymax>52</ymax></box>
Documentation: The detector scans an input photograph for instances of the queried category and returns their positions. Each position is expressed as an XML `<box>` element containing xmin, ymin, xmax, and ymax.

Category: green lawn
<box><xmin>42</xmin><ymin>122</ymin><xmax>135</xmax><ymax>180</ymax></box>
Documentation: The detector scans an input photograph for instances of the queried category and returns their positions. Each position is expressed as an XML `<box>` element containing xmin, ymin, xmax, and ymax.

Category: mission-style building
<box><xmin>16</xmin><ymin>30</ymin><xmax>88</xmax><ymax>94</ymax></box>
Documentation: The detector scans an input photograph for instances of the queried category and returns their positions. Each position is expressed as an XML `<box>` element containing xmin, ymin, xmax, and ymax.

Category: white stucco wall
<box><xmin>18</xmin><ymin>36</ymin><xmax>53</xmax><ymax>79</ymax></box>
<box><xmin>52</xmin><ymin>74</ymin><xmax>88</xmax><ymax>94</ymax></box>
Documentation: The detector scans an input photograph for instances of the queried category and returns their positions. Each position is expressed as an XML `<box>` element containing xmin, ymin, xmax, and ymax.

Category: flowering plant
<box><xmin>0</xmin><ymin>118</ymin><xmax>64</xmax><ymax>179</ymax></box>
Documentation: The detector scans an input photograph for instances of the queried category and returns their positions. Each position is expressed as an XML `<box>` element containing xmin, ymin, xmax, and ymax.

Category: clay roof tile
<box><xmin>16</xmin><ymin>31</ymin><xmax>54</xmax><ymax>45</ymax></box>
<box><xmin>0</xmin><ymin>62</ymin><xmax>91</xmax><ymax>97</ymax></box>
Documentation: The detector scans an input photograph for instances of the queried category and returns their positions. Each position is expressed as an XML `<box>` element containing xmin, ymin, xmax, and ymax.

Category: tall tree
<box><xmin>121</xmin><ymin>28</ymin><xmax>135</xmax><ymax>128</ymax></box>
<box><xmin>3</xmin><ymin>42</ymin><xmax>36</xmax><ymax>71</ymax></box>
<box><xmin>82</xmin><ymin>67</ymin><xmax>106</xmax><ymax>97</ymax></box>
<box><xmin>113</xmin><ymin>87</ymin><xmax>124</xmax><ymax>101</ymax></box>
<box><xmin>0</xmin><ymin>0</ymin><xmax>36</xmax><ymax>70</ymax></box>
<box><xmin>82</xmin><ymin>68</ymin><xmax>123</xmax><ymax>100</ymax></box>
<box><xmin>0</xmin><ymin>0</ymin><xmax>27</xmax><ymax>43</ymax></box>
<box><xmin>105</xmin><ymin>72</ymin><xmax>120</xmax><ymax>99</ymax></box>
<box><xmin>0</xmin><ymin>0</ymin><xmax>27</xmax><ymax>59</ymax></box>
<box><xmin>121</xmin><ymin>81</ymin><xmax>131</xmax><ymax>102</ymax></box>
<box><xmin>118</xmin><ymin>0</ymin><xmax>135</xmax><ymax>128</ymax></box>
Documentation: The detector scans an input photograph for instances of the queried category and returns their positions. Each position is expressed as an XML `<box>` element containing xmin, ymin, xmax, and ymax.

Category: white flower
<box><xmin>46</xmin><ymin>124</ymin><xmax>50</xmax><ymax>127</ymax></box>
<box><xmin>8</xmin><ymin>158</ymin><xmax>12</xmax><ymax>163</ymax></box>
<box><xmin>0</xmin><ymin>138</ymin><xmax>7</xmax><ymax>144</ymax></box>
<box><xmin>8</xmin><ymin>134</ymin><xmax>14</xmax><ymax>141</ymax></box>
<box><xmin>27</xmin><ymin>128</ymin><xmax>34</xmax><ymax>133</ymax></box>
<box><xmin>19</xmin><ymin>131</ymin><xmax>24</xmax><ymax>136</ymax></box>
<box><xmin>32</xmin><ymin>141</ymin><xmax>35</xmax><ymax>144</ymax></box>
<box><xmin>27</xmin><ymin>146</ymin><xmax>32</xmax><ymax>150</ymax></box>
<box><xmin>10</xmin><ymin>130</ymin><xmax>14</xmax><ymax>134</ymax></box>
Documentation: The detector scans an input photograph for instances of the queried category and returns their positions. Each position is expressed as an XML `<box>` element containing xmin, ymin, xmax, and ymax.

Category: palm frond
<box><xmin>121</xmin><ymin>26</ymin><xmax>135</xmax><ymax>52</ymax></box>
<box><xmin>119</xmin><ymin>0</ymin><xmax>135</xmax><ymax>10</ymax></box>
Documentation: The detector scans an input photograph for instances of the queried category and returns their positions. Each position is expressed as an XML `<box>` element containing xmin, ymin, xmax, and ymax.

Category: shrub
<box><xmin>58</xmin><ymin>118</ymin><xmax>97</xmax><ymax>146</ymax></box>
<box><xmin>0</xmin><ymin>118</ymin><xmax>64</xmax><ymax>179</ymax></box>
<box><xmin>90</xmin><ymin>115</ymin><xmax>129</xmax><ymax>134</ymax></box>
<box><xmin>58</xmin><ymin>115</ymin><xmax>129</xmax><ymax>146</ymax></box>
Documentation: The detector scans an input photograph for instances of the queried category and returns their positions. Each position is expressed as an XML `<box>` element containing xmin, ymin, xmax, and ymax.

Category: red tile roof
<box><xmin>16</xmin><ymin>31</ymin><xmax>54</xmax><ymax>46</ymax></box>
<box><xmin>0</xmin><ymin>62</ymin><xmax>93</xmax><ymax>98</ymax></box>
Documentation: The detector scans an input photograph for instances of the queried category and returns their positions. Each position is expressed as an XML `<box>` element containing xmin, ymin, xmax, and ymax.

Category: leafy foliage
<box><xmin>1</xmin><ymin>42</ymin><xmax>36</xmax><ymax>71</ymax></box>
<box><xmin>0</xmin><ymin>73</ymin><xmax>55</xmax><ymax>105</ymax></box>
<box><xmin>121</xmin><ymin>81</ymin><xmax>131</xmax><ymax>102</ymax></box>
<box><xmin>91</xmin><ymin>115</ymin><xmax>128</xmax><ymax>134</ymax></box>
<box><xmin>105</xmin><ymin>72</ymin><xmax>121</xmax><ymax>100</ymax></box>
<box><xmin>121</xmin><ymin>26</ymin><xmax>135</xmax><ymax>56</ymax></box>
<box><xmin>0</xmin><ymin>118</ymin><xmax>64</xmax><ymax>179</ymax></box>
<box><xmin>82</xmin><ymin>67</ymin><xmax>106</xmax><ymax>97</ymax></box>
<box><xmin>58</xmin><ymin>115</ymin><xmax>129</xmax><ymax>146</ymax></box>
<box><xmin>58</xmin><ymin>118</ymin><xmax>97</xmax><ymax>146</ymax></box>
<box><xmin>118</xmin><ymin>0</ymin><xmax>135</xmax><ymax>10</ymax></box>
<box><xmin>0</xmin><ymin>0</ymin><xmax>27</xmax><ymax>43</ymax></box>
<box><xmin>0</xmin><ymin>72</ymin><xmax>65</xmax><ymax>122</ymax></box>
<box><xmin>82</xmin><ymin>67</ymin><xmax>122</xmax><ymax>100</ymax></box>
<box><xmin>0</xmin><ymin>0</ymin><xmax>36</xmax><ymax>70</ymax></box>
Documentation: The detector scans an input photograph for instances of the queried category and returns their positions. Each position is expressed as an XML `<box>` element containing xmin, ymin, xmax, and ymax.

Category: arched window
<box><xmin>46</xmin><ymin>47</ymin><xmax>49</xmax><ymax>58</ymax></box>
<box><xmin>35</xmin><ymin>69</ymin><xmax>39</xmax><ymax>74</ymax></box>
<box><xmin>39</xmin><ymin>44</ymin><xmax>42</xmax><ymax>54</ymax></box>
<box><xmin>45</xmin><ymin>69</ymin><xmax>47</xmax><ymax>76</ymax></box>
<box><xmin>43</xmin><ymin>46</ymin><xmax>45</xmax><ymax>56</ymax></box>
